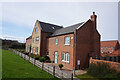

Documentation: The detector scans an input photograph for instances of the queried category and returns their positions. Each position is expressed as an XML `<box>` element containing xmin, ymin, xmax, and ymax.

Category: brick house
<box><xmin>26</xmin><ymin>36</ymin><xmax>32</xmax><ymax>53</ymax></box>
<box><xmin>26</xmin><ymin>12</ymin><xmax>100</xmax><ymax>70</ymax></box>
<box><xmin>101</xmin><ymin>40</ymin><xmax>120</xmax><ymax>57</ymax></box>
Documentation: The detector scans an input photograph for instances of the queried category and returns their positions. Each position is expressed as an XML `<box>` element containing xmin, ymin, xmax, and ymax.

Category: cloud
<box><xmin>0</xmin><ymin>35</ymin><xmax>26</xmax><ymax>43</ymax></box>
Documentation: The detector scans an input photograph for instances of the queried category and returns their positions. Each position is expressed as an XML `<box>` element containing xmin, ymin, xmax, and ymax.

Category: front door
<box><xmin>55</xmin><ymin>52</ymin><xmax>58</xmax><ymax>64</ymax></box>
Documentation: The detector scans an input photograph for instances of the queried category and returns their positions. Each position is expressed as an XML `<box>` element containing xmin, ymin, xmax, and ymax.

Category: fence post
<box><xmin>48</xmin><ymin>66</ymin><xmax>49</xmax><ymax>72</ymax></box>
<box><xmin>34</xmin><ymin>59</ymin><xmax>36</xmax><ymax>65</ymax></box>
<box><xmin>20</xmin><ymin>53</ymin><xmax>22</xmax><ymax>57</ymax></box>
<box><xmin>71</xmin><ymin>73</ymin><xmax>73</xmax><ymax>80</ymax></box>
<box><xmin>53</xmin><ymin>66</ymin><xmax>55</xmax><ymax>77</ymax></box>
<box><xmin>29</xmin><ymin>56</ymin><xmax>30</xmax><ymax>63</ymax></box>
<box><xmin>61</xmin><ymin>71</ymin><xmax>63</xmax><ymax>79</ymax></box>
<box><xmin>42</xmin><ymin>62</ymin><xmax>44</xmax><ymax>70</ymax></box>
<box><xmin>24</xmin><ymin>54</ymin><xmax>25</xmax><ymax>60</ymax></box>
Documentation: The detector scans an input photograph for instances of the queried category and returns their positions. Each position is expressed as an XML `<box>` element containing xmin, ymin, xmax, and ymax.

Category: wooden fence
<box><xmin>9</xmin><ymin>49</ymin><xmax>77</xmax><ymax>80</ymax></box>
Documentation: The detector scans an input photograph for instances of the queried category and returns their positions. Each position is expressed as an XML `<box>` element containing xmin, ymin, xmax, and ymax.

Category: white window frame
<box><xmin>62</xmin><ymin>52</ymin><xmax>69</xmax><ymax>63</ymax></box>
<box><xmin>64</xmin><ymin>37</ymin><xmax>70</xmax><ymax>45</ymax></box>
<box><xmin>56</xmin><ymin>38</ymin><xmax>58</xmax><ymax>45</ymax></box>
<box><xmin>36</xmin><ymin>37</ymin><xmax>39</xmax><ymax>42</ymax></box>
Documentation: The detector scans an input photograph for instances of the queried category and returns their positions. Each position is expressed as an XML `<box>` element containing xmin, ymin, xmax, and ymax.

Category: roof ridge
<box><xmin>38</xmin><ymin>20</ymin><xmax>63</xmax><ymax>28</ymax></box>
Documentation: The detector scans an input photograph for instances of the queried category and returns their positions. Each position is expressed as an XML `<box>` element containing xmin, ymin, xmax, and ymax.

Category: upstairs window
<box><xmin>32</xmin><ymin>38</ymin><xmax>34</xmax><ymax>42</ymax></box>
<box><xmin>64</xmin><ymin>37</ymin><xmax>70</xmax><ymax>45</ymax></box>
<box><xmin>35</xmin><ymin>28</ymin><xmax>37</xmax><ymax>33</ymax></box>
<box><xmin>36</xmin><ymin>37</ymin><xmax>39</xmax><ymax>42</ymax></box>
<box><xmin>56</xmin><ymin>38</ymin><xmax>58</xmax><ymax>45</ymax></box>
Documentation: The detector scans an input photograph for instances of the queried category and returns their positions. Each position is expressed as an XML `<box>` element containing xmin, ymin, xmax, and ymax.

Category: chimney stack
<box><xmin>90</xmin><ymin>12</ymin><xmax>97</xmax><ymax>29</ymax></box>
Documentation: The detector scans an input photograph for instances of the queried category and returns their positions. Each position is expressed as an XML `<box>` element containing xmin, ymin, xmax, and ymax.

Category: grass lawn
<box><xmin>1</xmin><ymin>49</ymin><xmax>59</xmax><ymax>80</ymax></box>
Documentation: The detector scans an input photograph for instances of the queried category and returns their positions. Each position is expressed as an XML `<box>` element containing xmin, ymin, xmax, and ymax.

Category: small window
<box><xmin>32</xmin><ymin>48</ymin><xmax>34</xmax><ymax>53</ymax></box>
<box><xmin>35</xmin><ymin>28</ymin><xmax>37</xmax><ymax>33</ymax></box>
<box><xmin>111</xmin><ymin>47</ymin><xmax>114</xmax><ymax>51</ymax></box>
<box><xmin>46</xmin><ymin>51</ymin><xmax>49</xmax><ymax>56</ymax></box>
<box><xmin>35</xmin><ymin>47</ymin><xmax>38</xmax><ymax>54</ymax></box>
<box><xmin>36</xmin><ymin>37</ymin><xmax>39</xmax><ymax>42</ymax></box>
<box><xmin>106</xmin><ymin>47</ymin><xmax>108</xmax><ymax>50</ymax></box>
<box><xmin>56</xmin><ymin>38</ymin><xmax>58</xmax><ymax>45</ymax></box>
<box><xmin>62</xmin><ymin>52</ymin><xmax>69</xmax><ymax>63</ymax></box>
<box><xmin>32</xmin><ymin>38</ymin><xmax>34</xmax><ymax>42</ymax></box>
<box><xmin>64</xmin><ymin>37</ymin><xmax>70</xmax><ymax>45</ymax></box>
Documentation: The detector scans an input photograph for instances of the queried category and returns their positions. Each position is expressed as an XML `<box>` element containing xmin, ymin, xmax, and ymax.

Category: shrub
<box><xmin>39</xmin><ymin>57</ymin><xmax>45</xmax><ymax>62</ymax></box>
<box><xmin>34</xmin><ymin>55</ymin><xmax>40</xmax><ymax>60</ymax></box>
<box><xmin>28</xmin><ymin>53</ymin><xmax>34</xmax><ymax>58</ymax></box>
<box><xmin>58</xmin><ymin>64</ymin><xmax>63</xmax><ymax>70</ymax></box>
<box><xmin>46</xmin><ymin>59</ymin><xmax>51</xmax><ymax>63</ymax></box>
<box><xmin>43</xmin><ymin>55</ymin><xmax>50</xmax><ymax>60</ymax></box>
<box><xmin>87</xmin><ymin>62</ymin><xmax>116</xmax><ymax>78</ymax></box>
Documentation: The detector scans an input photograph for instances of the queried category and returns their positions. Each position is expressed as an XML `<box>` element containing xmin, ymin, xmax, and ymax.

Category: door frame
<box><xmin>54</xmin><ymin>51</ymin><xmax>58</xmax><ymax>64</ymax></box>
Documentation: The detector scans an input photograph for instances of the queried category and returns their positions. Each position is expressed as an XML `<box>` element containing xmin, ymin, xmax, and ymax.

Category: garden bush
<box><xmin>34</xmin><ymin>55</ymin><xmax>40</xmax><ymax>60</ymax></box>
<box><xmin>39</xmin><ymin>57</ymin><xmax>45</xmax><ymax>62</ymax></box>
<box><xmin>58</xmin><ymin>64</ymin><xmax>63</xmax><ymax>70</ymax></box>
<box><xmin>87</xmin><ymin>62</ymin><xmax>116</xmax><ymax>78</ymax></box>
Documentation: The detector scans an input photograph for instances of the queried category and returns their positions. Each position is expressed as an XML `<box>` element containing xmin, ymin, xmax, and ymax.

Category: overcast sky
<box><xmin>0</xmin><ymin>1</ymin><xmax>119</xmax><ymax>43</ymax></box>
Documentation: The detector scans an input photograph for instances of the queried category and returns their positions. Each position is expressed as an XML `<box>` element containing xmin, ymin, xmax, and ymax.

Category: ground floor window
<box><xmin>62</xmin><ymin>52</ymin><xmax>69</xmax><ymax>63</ymax></box>
<box><xmin>27</xmin><ymin>45</ymin><xmax>30</xmax><ymax>52</ymax></box>
<box><xmin>35</xmin><ymin>47</ymin><xmax>38</xmax><ymax>54</ymax></box>
<box><xmin>32</xmin><ymin>48</ymin><xmax>34</xmax><ymax>53</ymax></box>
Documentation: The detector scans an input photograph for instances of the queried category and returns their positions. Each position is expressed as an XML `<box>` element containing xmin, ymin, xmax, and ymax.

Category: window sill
<box><xmin>62</xmin><ymin>60</ymin><xmax>69</xmax><ymax>63</ymax></box>
<box><xmin>64</xmin><ymin>44</ymin><xmax>70</xmax><ymax>46</ymax></box>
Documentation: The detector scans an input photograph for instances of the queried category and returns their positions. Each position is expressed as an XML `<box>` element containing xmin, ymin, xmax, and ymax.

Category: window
<box><xmin>36</xmin><ymin>37</ymin><xmax>39</xmax><ymax>42</ymax></box>
<box><xmin>106</xmin><ymin>47</ymin><xmax>108</xmax><ymax>50</ymax></box>
<box><xmin>46</xmin><ymin>51</ymin><xmax>49</xmax><ymax>56</ymax></box>
<box><xmin>64</xmin><ymin>37</ymin><xmax>70</xmax><ymax>45</ymax></box>
<box><xmin>35</xmin><ymin>47</ymin><xmax>38</xmax><ymax>54</ymax></box>
<box><xmin>35</xmin><ymin>28</ymin><xmax>37</xmax><ymax>33</ymax></box>
<box><xmin>32</xmin><ymin>38</ymin><xmax>34</xmax><ymax>42</ymax></box>
<box><xmin>28</xmin><ymin>45</ymin><xmax>30</xmax><ymax>52</ymax></box>
<box><xmin>62</xmin><ymin>52</ymin><xmax>69</xmax><ymax>63</ymax></box>
<box><xmin>111</xmin><ymin>47</ymin><xmax>114</xmax><ymax>51</ymax></box>
<box><xmin>56</xmin><ymin>38</ymin><xmax>58</xmax><ymax>45</ymax></box>
<box><xmin>32</xmin><ymin>48</ymin><xmax>34</xmax><ymax>53</ymax></box>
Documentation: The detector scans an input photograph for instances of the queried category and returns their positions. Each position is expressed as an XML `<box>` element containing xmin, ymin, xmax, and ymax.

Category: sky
<box><xmin>0</xmin><ymin>1</ymin><xmax>119</xmax><ymax>43</ymax></box>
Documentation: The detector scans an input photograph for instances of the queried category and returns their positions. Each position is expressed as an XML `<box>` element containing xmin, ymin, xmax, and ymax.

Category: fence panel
<box><xmin>10</xmin><ymin>49</ymin><xmax>73</xmax><ymax>79</ymax></box>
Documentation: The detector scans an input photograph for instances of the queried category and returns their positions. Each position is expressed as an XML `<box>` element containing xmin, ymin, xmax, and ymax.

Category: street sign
<box><xmin>77</xmin><ymin>60</ymin><xmax>80</xmax><ymax>65</ymax></box>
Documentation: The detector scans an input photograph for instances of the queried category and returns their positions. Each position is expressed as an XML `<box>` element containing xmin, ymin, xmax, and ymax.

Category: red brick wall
<box><xmin>75</xmin><ymin>20</ymin><xmax>100</xmax><ymax>69</ymax></box>
<box><xmin>48</xmin><ymin>34</ymin><xmax>74</xmax><ymax>70</ymax></box>
<box><xmin>75</xmin><ymin>20</ymin><xmax>92</xmax><ymax>69</ymax></box>
<box><xmin>40</xmin><ymin>32</ymin><xmax>51</xmax><ymax>56</ymax></box>
<box><xmin>26</xmin><ymin>38</ymin><xmax>32</xmax><ymax>52</ymax></box>
<box><xmin>90</xmin><ymin>58</ymin><xmax>120</xmax><ymax>72</ymax></box>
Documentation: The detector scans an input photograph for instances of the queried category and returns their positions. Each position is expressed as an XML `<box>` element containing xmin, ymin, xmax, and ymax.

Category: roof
<box><xmin>49</xmin><ymin>22</ymin><xmax>85</xmax><ymax>37</ymax></box>
<box><xmin>101</xmin><ymin>40</ymin><xmax>119</xmax><ymax>47</ymax></box>
<box><xmin>38</xmin><ymin>20</ymin><xmax>63</xmax><ymax>33</ymax></box>
<box><xmin>26</xmin><ymin>35</ymin><xmax>32</xmax><ymax>40</ymax></box>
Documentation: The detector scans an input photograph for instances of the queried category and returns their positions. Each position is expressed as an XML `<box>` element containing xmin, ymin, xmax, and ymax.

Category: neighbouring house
<box><xmin>26</xmin><ymin>36</ymin><xmax>32</xmax><ymax>53</ymax></box>
<box><xmin>101</xmin><ymin>40</ymin><xmax>120</xmax><ymax>57</ymax></box>
<box><xmin>26</xmin><ymin>12</ymin><xmax>100</xmax><ymax>70</ymax></box>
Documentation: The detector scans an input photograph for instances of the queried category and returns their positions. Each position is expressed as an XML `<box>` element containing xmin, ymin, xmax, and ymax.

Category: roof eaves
<box><xmin>47</xmin><ymin>32</ymin><xmax>74</xmax><ymax>38</ymax></box>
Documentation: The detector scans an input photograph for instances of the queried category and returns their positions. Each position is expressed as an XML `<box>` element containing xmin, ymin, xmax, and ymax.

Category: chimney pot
<box><xmin>93</xmin><ymin>12</ymin><xmax>95</xmax><ymax>15</ymax></box>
